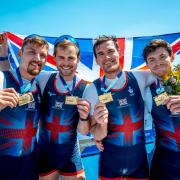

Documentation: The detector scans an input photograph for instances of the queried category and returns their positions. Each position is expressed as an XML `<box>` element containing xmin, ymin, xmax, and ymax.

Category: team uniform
<box><xmin>37</xmin><ymin>72</ymin><xmax>86</xmax><ymax>176</ymax></box>
<box><xmin>0</xmin><ymin>69</ymin><xmax>41</xmax><ymax>180</ymax></box>
<box><xmin>84</xmin><ymin>70</ymin><xmax>155</xmax><ymax>179</ymax></box>
<box><xmin>148</xmin><ymin>83</ymin><xmax>180</xmax><ymax>180</ymax></box>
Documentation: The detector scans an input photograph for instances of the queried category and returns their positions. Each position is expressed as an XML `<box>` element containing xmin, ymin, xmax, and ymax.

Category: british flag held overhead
<box><xmin>3</xmin><ymin>32</ymin><xmax>180</xmax><ymax>157</ymax></box>
<box><xmin>6</xmin><ymin>32</ymin><xmax>180</xmax><ymax>82</ymax></box>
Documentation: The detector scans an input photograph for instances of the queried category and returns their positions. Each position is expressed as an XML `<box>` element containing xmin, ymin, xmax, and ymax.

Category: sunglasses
<box><xmin>54</xmin><ymin>35</ymin><xmax>79</xmax><ymax>47</ymax></box>
<box><xmin>24</xmin><ymin>34</ymin><xmax>42</xmax><ymax>41</ymax></box>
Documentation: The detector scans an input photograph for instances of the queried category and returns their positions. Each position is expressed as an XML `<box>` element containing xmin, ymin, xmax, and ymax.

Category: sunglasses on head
<box><xmin>54</xmin><ymin>35</ymin><xmax>78</xmax><ymax>46</ymax></box>
<box><xmin>24</xmin><ymin>34</ymin><xmax>42</xmax><ymax>41</ymax></box>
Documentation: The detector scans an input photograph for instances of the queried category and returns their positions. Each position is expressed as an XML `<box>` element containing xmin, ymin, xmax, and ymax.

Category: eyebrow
<box><xmin>25</xmin><ymin>47</ymin><xmax>36</xmax><ymax>51</ymax></box>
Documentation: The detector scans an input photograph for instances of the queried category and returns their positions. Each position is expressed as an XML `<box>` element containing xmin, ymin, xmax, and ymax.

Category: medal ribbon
<box><xmin>156</xmin><ymin>79</ymin><xmax>165</xmax><ymax>94</ymax></box>
<box><xmin>16</xmin><ymin>68</ymin><xmax>35</xmax><ymax>94</ymax></box>
<box><xmin>59</xmin><ymin>75</ymin><xmax>76</xmax><ymax>96</ymax></box>
<box><xmin>101</xmin><ymin>71</ymin><xmax>122</xmax><ymax>93</ymax></box>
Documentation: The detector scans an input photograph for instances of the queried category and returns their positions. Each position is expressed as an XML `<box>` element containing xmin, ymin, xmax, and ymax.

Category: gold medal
<box><xmin>65</xmin><ymin>96</ymin><xmax>78</xmax><ymax>105</ymax></box>
<box><xmin>99</xmin><ymin>92</ymin><xmax>113</xmax><ymax>104</ymax></box>
<box><xmin>154</xmin><ymin>92</ymin><xmax>169</xmax><ymax>106</ymax></box>
<box><xmin>19</xmin><ymin>92</ymin><xmax>34</xmax><ymax>106</ymax></box>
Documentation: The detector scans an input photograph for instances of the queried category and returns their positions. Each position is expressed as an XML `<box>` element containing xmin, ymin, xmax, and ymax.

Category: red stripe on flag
<box><xmin>47</xmin><ymin>55</ymin><xmax>56</xmax><ymax>66</ymax></box>
<box><xmin>117</xmin><ymin>38</ymin><xmax>125</xmax><ymax>69</ymax></box>
<box><xmin>172</xmin><ymin>40</ymin><xmax>180</xmax><ymax>54</ymax></box>
<box><xmin>6</xmin><ymin>32</ymin><xmax>23</xmax><ymax>47</ymax></box>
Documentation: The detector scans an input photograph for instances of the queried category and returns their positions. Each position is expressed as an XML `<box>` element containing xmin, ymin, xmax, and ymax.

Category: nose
<box><xmin>34</xmin><ymin>53</ymin><xmax>41</xmax><ymax>61</ymax></box>
<box><xmin>63</xmin><ymin>59</ymin><xmax>69</xmax><ymax>66</ymax></box>
<box><xmin>105</xmin><ymin>54</ymin><xmax>111</xmax><ymax>59</ymax></box>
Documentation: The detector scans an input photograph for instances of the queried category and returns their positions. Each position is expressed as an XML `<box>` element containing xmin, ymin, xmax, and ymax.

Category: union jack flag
<box><xmin>6</xmin><ymin>32</ymin><xmax>180</xmax><ymax>82</ymax></box>
<box><xmin>4</xmin><ymin>32</ymin><xmax>180</xmax><ymax>157</ymax></box>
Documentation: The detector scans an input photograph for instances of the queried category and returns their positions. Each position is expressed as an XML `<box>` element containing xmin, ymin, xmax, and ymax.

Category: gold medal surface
<box><xmin>65</xmin><ymin>96</ymin><xmax>78</xmax><ymax>105</ymax></box>
<box><xmin>154</xmin><ymin>92</ymin><xmax>169</xmax><ymax>106</ymax></box>
<box><xmin>19</xmin><ymin>92</ymin><xmax>34</xmax><ymax>106</ymax></box>
<box><xmin>99</xmin><ymin>92</ymin><xmax>113</xmax><ymax>104</ymax></box>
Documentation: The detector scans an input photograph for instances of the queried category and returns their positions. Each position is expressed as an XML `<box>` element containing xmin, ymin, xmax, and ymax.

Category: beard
<box><xmin>103</xmin><ymin>63</ymin><xmax>120</xmax><ymax>74</ymax></box>
<box><xmin>27</xmin><ymin>68</ymin><xmax>41</xmax><ymax>75</ymax></box>
<box><xmin>27</xmin><ymin>62</ymin><xmax>43</xmax><ymax>76</ymax></box>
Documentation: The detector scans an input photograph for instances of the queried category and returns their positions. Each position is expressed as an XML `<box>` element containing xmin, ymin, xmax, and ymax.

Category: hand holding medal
<box><xmin>93</xmin><ymin>102</ymin><xmax>108</xmax><ymax>125</ymax></box>
<box><xmin>154</xmin><ymin>64</ymin><xmax>180</xmax><ymax>108</ymax></box>
<box><xmin>77</xmin><ymin>98</ymin><xmax>90</xmax><ymax>121</ymax></box>
<box><xmin>0</xmin><ymin>88</ymin><xmax>19</xmax><ymax>110</ymax></box>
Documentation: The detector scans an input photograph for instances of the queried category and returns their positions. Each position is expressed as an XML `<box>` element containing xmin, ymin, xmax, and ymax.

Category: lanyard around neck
<box><xmin>16</xmin><ymin>68</ymin><xmax>34</xmax><ymax>94</ymax></box>
<box><xmin>101</xmin><ymin>71</ymin><xmax>122</xmax><ymax>93</ymax></box>
<box><xmin>59</xmin><ymin>75</ymin><xmax>76</xmax><ymax>96</ymax></box>
<box><xmin>156</xmin><ymin>79</ymin><xmax>165</xmax><ymax>94</ymax></box>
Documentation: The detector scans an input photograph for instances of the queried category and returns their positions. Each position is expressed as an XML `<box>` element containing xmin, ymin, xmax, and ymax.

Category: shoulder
<box><xmin>131</xmin><ymin>70</ymin><xmax>151</xmax><ymax>77</ymax></box>
<box><xmin>36</xmin><ymin>71</ymin><xmax>55</xmax><ymax>83</ymax></box>
<box><xmin>131</xmin><ymin>70</ymin><xmax>156</xmax><ymax>85</ymax></box>
<box><xmin>36</xmin><ymin>71</ymin><xmax>56</xmax><ymax>95</ymax></box>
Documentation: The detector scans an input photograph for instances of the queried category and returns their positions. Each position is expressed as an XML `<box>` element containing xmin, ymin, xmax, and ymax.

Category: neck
<box><xmin>19</xmin><ymin>66</ymin><xmax>34</xmax><ymax>81</ymax></box>
<box><xmin>104</xmin><ymin>69</ymin><xmax>121</xmax><ymax>79</ymax></box>
<box><xmin>59</xmin><ymin>73</ymin><xmax>75</xmax><ymax>81</ymax></box>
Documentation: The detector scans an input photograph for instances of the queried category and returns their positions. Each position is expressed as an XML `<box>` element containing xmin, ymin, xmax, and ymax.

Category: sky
<box><xmin>1</xmin><ymin>0</ymin><xmax>180</xmax><ymax>38</ymax></box>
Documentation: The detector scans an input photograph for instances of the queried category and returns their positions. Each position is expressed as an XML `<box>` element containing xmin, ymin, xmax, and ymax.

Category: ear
<box><xmin>77</xmin><ymin>56</ymin><xmax>80</xmax><ymax>63</ymax></box>
<box><xmin>18</xmin><ymin>49</ymin><xmax>22</xmax><ymax>58</ymax></box>
<box><xmin>96</xmin><ymin>57</ymin><xmax>100</xmax><ymax>65</ymax></box>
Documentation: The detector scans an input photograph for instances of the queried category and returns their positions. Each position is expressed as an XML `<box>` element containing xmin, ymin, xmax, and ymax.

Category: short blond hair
<box><xmin>22</xmin><ymin>36</ymin><xmax>49</xmax><ymax>52</ymax></box>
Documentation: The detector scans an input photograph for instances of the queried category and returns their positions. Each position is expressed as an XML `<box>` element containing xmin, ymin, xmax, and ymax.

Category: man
<box><xmin>37</xmin><ymin>35</ymin><xmax>90</xmax><ymax>180</ymax></box>
<box><xmin>0</xmin><ymin>33</ymin><xmax>49</xmax><ymax>180</ymax></box>
<box><xmin>143</xmin><ymin>39</ymin><xmax>180</xmax><ymax>180</ymax></box>
<box><xmin>83</xmin><ymin>35</ymin><xmax>156</xmax><ymax>179</ymax></box>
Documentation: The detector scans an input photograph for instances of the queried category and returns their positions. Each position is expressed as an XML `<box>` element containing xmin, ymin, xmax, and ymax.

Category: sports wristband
<box><xmin>79</xmin><ymin>117</ymin><xmax>88</xmax><ymax>121</ymax></box>
<box><xmin>0</xmin><ymin>56</ymin><xmax>8</xmax><ymax>61</ymax></box>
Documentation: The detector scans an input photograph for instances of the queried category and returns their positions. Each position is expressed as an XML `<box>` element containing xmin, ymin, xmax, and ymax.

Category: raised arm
<box><xmin>0</xmin><ymin>32</ymin><xmax>11</xmax><ymax>71</ymax></box>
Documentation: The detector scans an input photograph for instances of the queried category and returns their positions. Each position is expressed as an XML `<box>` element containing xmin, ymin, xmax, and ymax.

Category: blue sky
<box><xmin>1</xmin><ymin>0</ymin><xmax>180</xmax><ymax>38</ymax></box>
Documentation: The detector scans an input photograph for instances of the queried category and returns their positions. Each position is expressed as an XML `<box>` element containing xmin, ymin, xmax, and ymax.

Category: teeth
<box><xmin>31</xmin><ymin>62</ymin><xmax>38</xmax><ymax>66</ymax></box>
<box><xmin>104</xmin><ymin>61</ymin><xmax>112</xmax><ymax>65</ymax></box>
<box><xmin>62</xmin><ymin>67</ymin><xmax>70</xmax><ymax>70</ymax></box>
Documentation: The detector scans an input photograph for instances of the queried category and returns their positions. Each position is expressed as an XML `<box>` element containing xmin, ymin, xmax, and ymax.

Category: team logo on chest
<box><xmin>128</xmin><ymin>86</ymin><xmax>135</xmax><ymax>96</ymax></box>
<box><xmin>118</xmin><ymin>98</ymin><xmax>129</xmax><ymax>108</ymax></box>
<box><xmin>26</xmin><ymin>102</ymin><xmax>36</xmax><ymax>111</ymax></box>
<box><xmin>53</xmin><ymin>100</ymin><xmax>64</xmax><ymax>110</ymax></box>
<box><xmin>48</xmin><ymin>91</ymin><xmax>56</xmax><ymax>96</ymax></box>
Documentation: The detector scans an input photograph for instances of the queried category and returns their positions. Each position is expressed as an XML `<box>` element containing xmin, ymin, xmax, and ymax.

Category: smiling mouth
<box><xmin>61</xmin><ymin>66</ymin><xmax>71</xmax><ymax>70</ymax></box>
<box><xmin>30</xmin><ymin>62</ymin><xmax>41</xmax><ymax>68</ymax></box>
<box><xmin>104</xmin><ymin>60</ymin><xmax>114</xmax><ymax>65</ymax></box>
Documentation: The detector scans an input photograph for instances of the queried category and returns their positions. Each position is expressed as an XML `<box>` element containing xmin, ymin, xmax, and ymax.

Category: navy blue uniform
<box><xmin>38</xmin><ymin>73</ymin><xmax>86</xmax><ymax>176</ymax></box>
<box><xmin>150</xmin><ymin>83</ymin><xmax>180</xmax><ymax>180</ymax></box>
<box><xmin>94</xmin><ymin>72</ymin><xmax>149</xmax><ymax>179</ymax></box>
<box><xmin>0</xmin><ymin>70</ymin><xmax>41</xmax><ymax>180</ymax></box>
